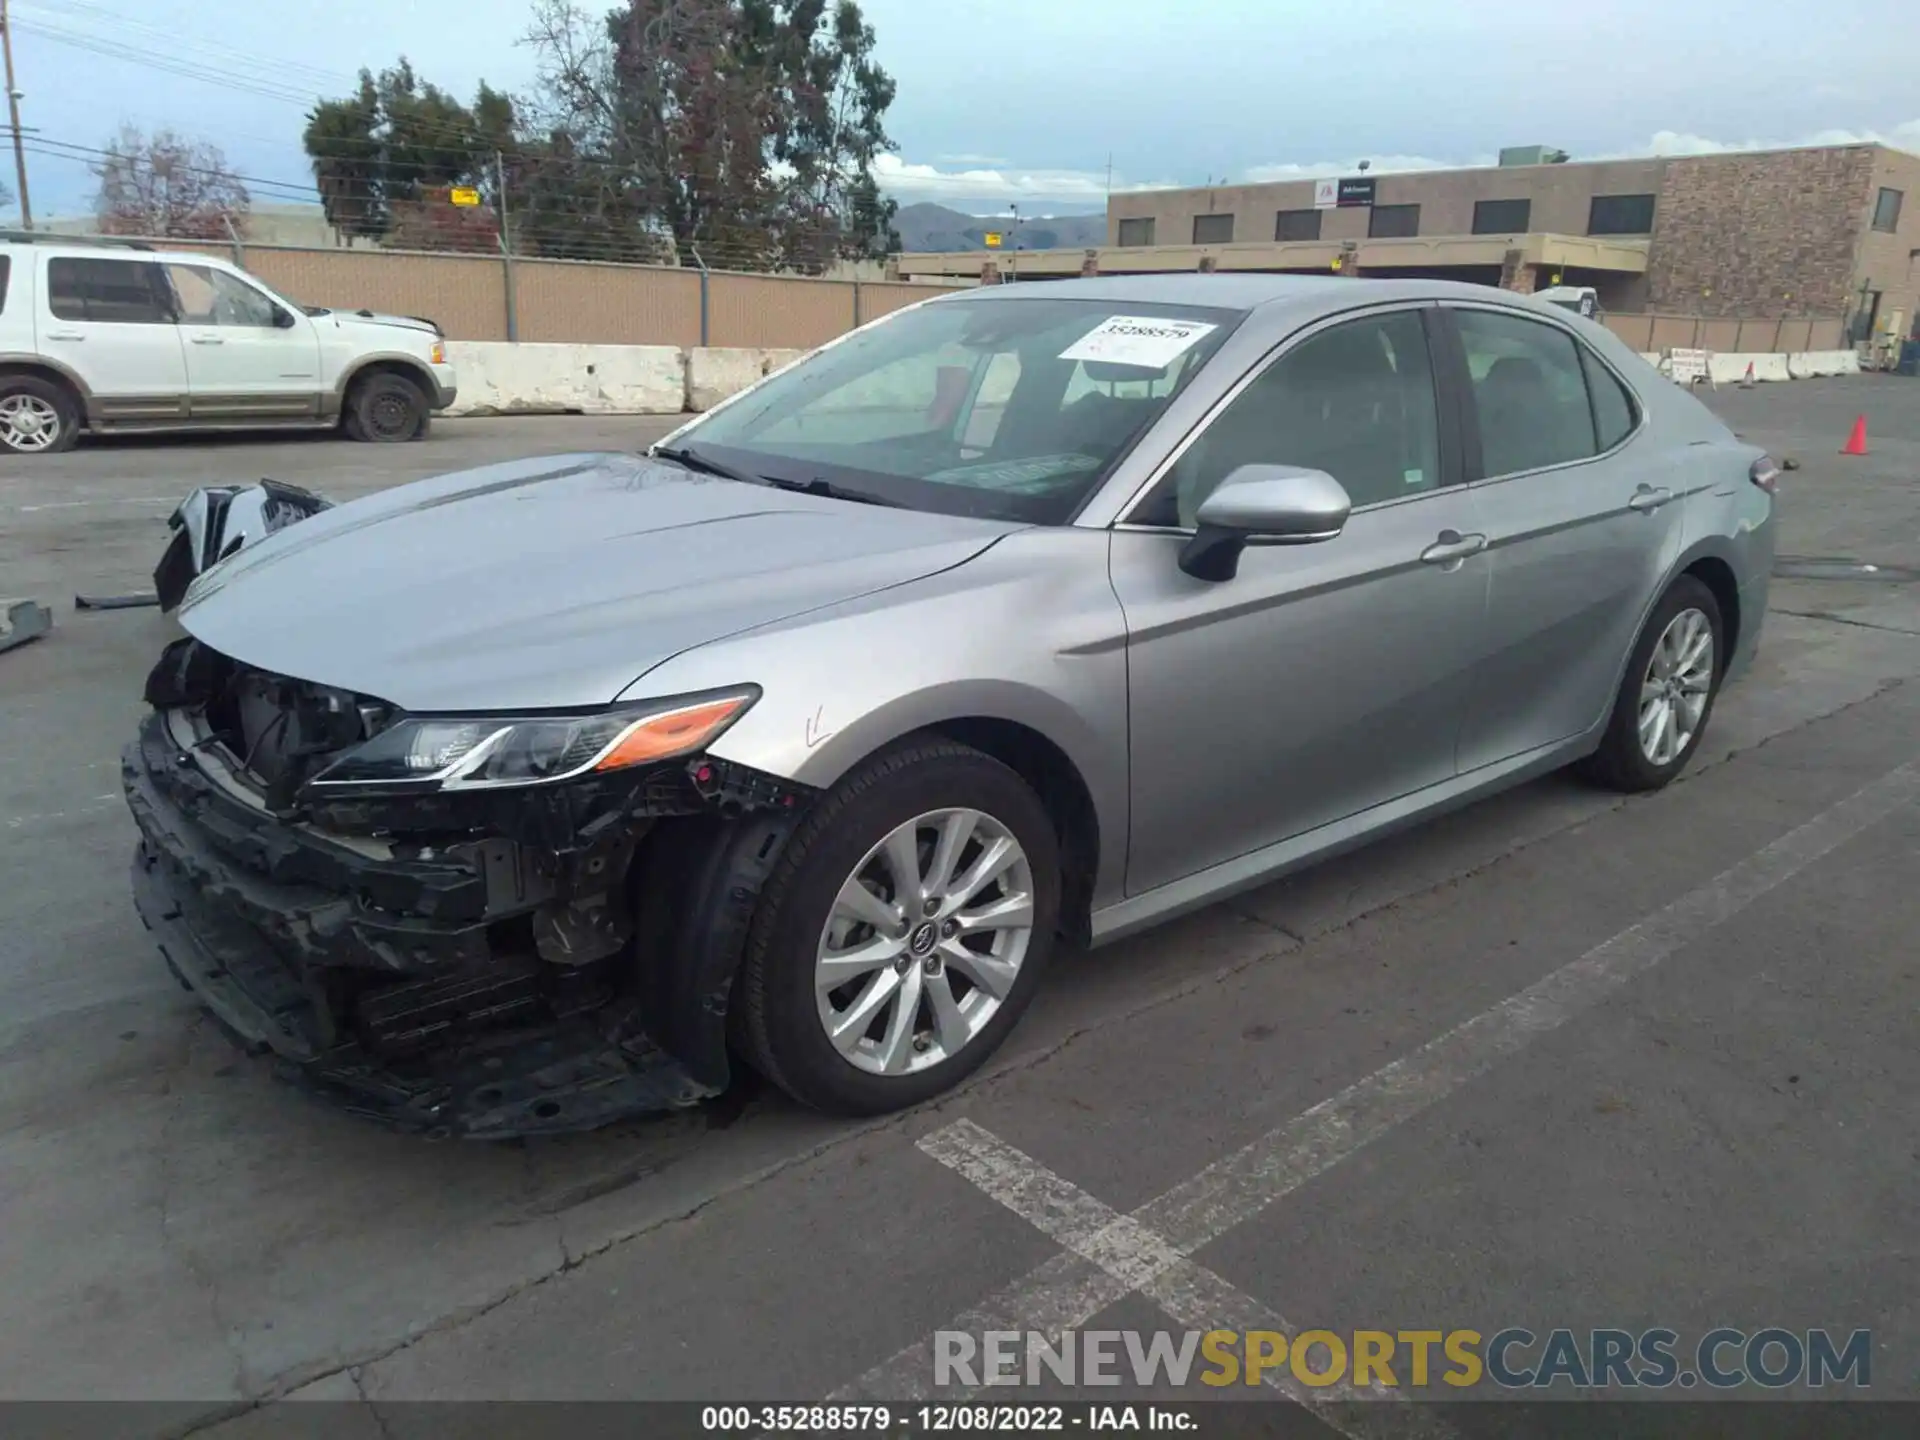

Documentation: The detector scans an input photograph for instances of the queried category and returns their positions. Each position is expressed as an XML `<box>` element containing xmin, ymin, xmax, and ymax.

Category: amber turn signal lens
<box><xmin>593</xmin><ymin>696</ymin><xmax>750</xmax><ymax>771</ymax></box>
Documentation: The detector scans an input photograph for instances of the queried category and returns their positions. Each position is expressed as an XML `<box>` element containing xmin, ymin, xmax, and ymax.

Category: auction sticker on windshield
<box><xmin>1059</xmin><ymin>316</ymin><xmax>1218</xmax><ymax>369</ymax></box>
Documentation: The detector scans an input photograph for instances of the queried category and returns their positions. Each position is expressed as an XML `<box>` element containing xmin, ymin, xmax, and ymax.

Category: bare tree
<box><xmin>92</xmin><ymin>125</ymin><xmax>250</xmax><ymax>239</ymax></box>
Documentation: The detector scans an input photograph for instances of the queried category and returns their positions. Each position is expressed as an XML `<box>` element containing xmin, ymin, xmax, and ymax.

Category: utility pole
<box><xmin>0</xmin><ymin>0</ymin><xmax>30</xmax><ymax>227</ymax></box>
<box><xmin>494</xmin><ymin>152</ymin><xmax>518</xmax><ymax>342</ymax></box>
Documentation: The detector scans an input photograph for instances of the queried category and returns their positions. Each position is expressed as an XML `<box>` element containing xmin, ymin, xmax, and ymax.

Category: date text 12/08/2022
<box><xmin>700</xmin><ymin>1405</ymin><xmax>1195</xmax><ymax>1432</ymax></box>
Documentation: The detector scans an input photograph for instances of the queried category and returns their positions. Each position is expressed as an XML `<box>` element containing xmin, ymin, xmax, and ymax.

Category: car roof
<box><xmin>939</xmin><ymin>272</ymin><xmax>1565</xmax><ymax>318</ymax></box>
<box><xmin>0</xmin><ymin>237</ymin><xmax>192</xmax><ymax>262</ymax></box>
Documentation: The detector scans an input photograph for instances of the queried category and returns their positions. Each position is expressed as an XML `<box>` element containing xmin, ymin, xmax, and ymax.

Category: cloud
<box><xmin>873</xmin><ymin>153</ymin><xmax>1179</xmax><ymax>207</ymax></box>
<box><xmin>1238</xmin><ymin>123</ymin><xmax>1920</xmax><ymax>184</ymax></box>
<box><xmin>1625</xmin><ymin>120</ymin><xmax>1920</xmax><ymax>157</ymax></box>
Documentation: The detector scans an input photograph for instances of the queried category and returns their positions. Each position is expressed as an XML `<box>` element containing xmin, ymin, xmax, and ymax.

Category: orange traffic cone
<box><xmin>1841</xmin><ymin>415</ymin><xmax>1869</xmax><ymax>456</ymax></box>
<box><xmin>1739</xmin><ymin>361</ymin><xmax>1756</xmax><ymax>389</ymax></box>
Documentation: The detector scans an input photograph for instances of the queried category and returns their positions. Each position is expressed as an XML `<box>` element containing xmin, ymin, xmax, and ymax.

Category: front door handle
<box><xmin>1628</xmin><ymin>486</ymin><xmax>1676</xmax><ymax>513</ymax></box>
<box><xmin>190</xmin><ymin>335</ymin><xmax>226</xmax><ymax>345</ymax></box>
<box><xmin>1419</xmin><ymin>530</ymin><xmax>1488</xmax><ymax>566</ymax></box>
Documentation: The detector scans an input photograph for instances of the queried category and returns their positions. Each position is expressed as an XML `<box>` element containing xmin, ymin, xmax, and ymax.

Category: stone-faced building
<box><xmin>896</xmin><ymin>142</ymin><xmax>1920</xmax><ymax>342</ymax></box>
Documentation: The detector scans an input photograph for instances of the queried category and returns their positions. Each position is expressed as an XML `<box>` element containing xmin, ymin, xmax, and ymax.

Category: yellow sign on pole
<box><xmin>1330</xmin><ymin>255</ymin><xmax>1343</xmax><ymax>271</ymax></box>
<box><xmin>450</xmin><ymin>187</ymin><xmax>482</xmax><ymax>208</ymax></box>
<box><xmin>983</xmin><ymin>231</ymin><xmax>1003</xmax><ymax>248</ymax></box>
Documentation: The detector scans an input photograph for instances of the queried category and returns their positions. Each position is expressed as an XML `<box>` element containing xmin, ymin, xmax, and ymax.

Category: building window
<box><xmin>1872</xmin><ymin>187</ymin><xmax>1903</xmax><ymax>233</ymax></box>
<box><xmin>1472</xmin><ymin>198</ymin><xmax>1532</xmax><ymax>234</ymax></box>
<box><xmin>1116</xmin><ymin>217</ymin><xmax>1155</xmax><ymax>247</ymax></box>
<box><xmin>1275</xmin><ymin>208</ymin><xmax>1322</xmax><ymax>242</ymax></box>
<box><xmin>1588</xmin><ymin>193</ymin><xmax>1656</xmax><ymax>236</ymax></box>
<box><xmin>1368</xmin><ymin>204</ymin><xmax>1420</xmax><ymax>238</ymax></box>
<box><xmin>1192</xmin><ymin>213</ymin><xmax>1234</xmax><ymax>245</ymax></box>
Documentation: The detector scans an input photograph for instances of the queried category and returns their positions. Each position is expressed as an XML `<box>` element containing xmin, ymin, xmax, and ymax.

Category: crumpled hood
<box><xmin>177</xmin><ymin>452</ymin><xmax>1018</xmax><ymax>712</ymax></box>
<box><xmin>324</xmin><ymin>310</ymin><xmax>439</xmax><ymax>338</ymax></box>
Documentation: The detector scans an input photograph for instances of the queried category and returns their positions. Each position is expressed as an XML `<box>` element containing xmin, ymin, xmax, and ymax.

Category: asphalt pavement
<box><xmin>1</xmin><ymin>380</ymin><xmax>1917</xmax><ymax>1433</ymax></box>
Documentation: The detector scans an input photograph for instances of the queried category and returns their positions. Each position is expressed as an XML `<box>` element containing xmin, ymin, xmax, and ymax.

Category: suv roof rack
<box><xmin>0</xmin><ymin>229</ymin><xmax>156</xmax><ymax>251</ymax></box>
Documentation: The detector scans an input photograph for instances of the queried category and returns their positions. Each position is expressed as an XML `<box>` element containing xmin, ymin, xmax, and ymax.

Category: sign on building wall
<box><xmin>449</xmin><ymin>187</ymin><xmax>482</xmax><ymax>208</ymax></box>
<box><xmin>1312</xmin><ymin>177</ymin><xmax>1377</xmax><ymax>209</ymax></box>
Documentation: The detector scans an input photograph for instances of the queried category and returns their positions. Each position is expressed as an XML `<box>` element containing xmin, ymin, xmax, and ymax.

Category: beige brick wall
<box><xmin>1644</xmin><ymin>147</ymin><xmax>1875</xmax><ymax>318</ymax></box>
<box><xmin>1850</xmin><ymin>146</ymin><xmax>1920</xmax><ymax>340</ymax></box>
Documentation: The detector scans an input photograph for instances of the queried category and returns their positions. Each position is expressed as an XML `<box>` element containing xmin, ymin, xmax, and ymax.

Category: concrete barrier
<box><xmin>441</xmin><ymin>339</ymin><xmax>1875</xmax><ymax>420</ymax></box>
<box><xmin>685</xmin><ymin>348</ymin><xmax>809</xmax><ymax>412</ymax></box>
<box><xmin>1784</xmin><ymin>350</ymin><xmax>1860</xmax><ymax>378</ymax></box>
<box><xmin>445</xmin><ymin>342</ymin><xmax>686</xmax><ymax>416</ymax></box>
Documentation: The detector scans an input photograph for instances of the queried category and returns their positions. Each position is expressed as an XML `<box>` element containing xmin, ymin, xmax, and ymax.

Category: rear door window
<box><xmin>1453</xmin><ymin>308</ymin><xmax>1598</xmax><ymax>477</ymax></box>
<box><xmin>1580</xmin><ymin>348</ymin><xmax>1638</xmax><ymax>450</ymax></box>
<box><xmin>46</xmin><ymin>257</ymin><xmax>174</xmax><ymax>324</ymax></box>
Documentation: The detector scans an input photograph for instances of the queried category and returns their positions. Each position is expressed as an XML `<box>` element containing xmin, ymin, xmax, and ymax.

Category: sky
<box><xmin>7</xmin><ymin>0</ymin><xmax>1920</xmax><ymax>222</ymax></box>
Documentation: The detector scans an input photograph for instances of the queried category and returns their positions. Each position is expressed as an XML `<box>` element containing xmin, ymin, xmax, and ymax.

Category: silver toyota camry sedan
<box><xmin>124</xmin><ymin>275</ymin><xmax>1777</xmax><ymax>1136</ymax></box>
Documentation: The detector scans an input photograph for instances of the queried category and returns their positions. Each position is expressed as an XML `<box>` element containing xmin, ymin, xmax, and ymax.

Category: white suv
<box><xmin>0</xmin><ymin>235</ymin><xmax>458</xmax><ymax>456</ymax></box>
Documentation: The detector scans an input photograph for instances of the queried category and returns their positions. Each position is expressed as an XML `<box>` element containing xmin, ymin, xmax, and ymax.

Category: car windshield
<box><xmin>677</xmin><ymin>295</ymin><xmax>1244</xmax><ymax>523</ymax></box>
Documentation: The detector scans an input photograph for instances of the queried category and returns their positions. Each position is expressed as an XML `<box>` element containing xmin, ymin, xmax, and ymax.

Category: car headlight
<box><xmin>305</xmin><ymin>688</ymin><xmax>757</xmax><ymax>793</ymax></box>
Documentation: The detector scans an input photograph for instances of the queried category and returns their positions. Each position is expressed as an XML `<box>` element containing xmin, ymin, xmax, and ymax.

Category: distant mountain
<box><xmin>894</xmin><ymin>202</ymin><xmax>1107</xmax><ymax>253</ymax></box>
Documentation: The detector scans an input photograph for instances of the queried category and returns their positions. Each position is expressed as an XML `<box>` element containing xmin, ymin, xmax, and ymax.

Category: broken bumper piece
<box><xmin>121</xmin><ymin>708</ymin><xmax>804</xmax><ymax>1139</ymax></box>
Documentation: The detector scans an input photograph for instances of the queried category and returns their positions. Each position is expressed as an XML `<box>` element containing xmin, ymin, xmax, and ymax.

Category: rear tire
<box><xmin>1578</xmin><ymin>576</ymin><xmax>1724</xmax><ymax>793</ymax></box>
<box><xmin>343</xmin><ymin>371</ymin><xmax>428</xmax><ymax>443</ymax></box>
<box><xmin>0</xmin><ymin>374</ymin><xmax>80</xmax><ymax>455</ymax></box>
<box><xmin>737</xmin><ymin>740</ymin><xmax>1060</xmax><ymax>1115</ymax></box>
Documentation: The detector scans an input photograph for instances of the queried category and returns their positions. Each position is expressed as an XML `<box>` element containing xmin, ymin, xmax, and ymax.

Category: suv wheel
<box><xmin>737</xmin><ymin>741</ymin><xmax>1060</xmax><ymax>1115</ymax></box>
<box><xmin>344</xmin><ymin>371</ymin><xmax>428</xmax><ymax>443</ymax></box>
<box><xmin>1579</xmin><ymin>575</ymin><xmax>1724</xmax><ymax>792</ymax></box>
<box><xmin>0</xmin><ymin>375</ymin><xmax>79</xmax><ymax>455</ymax></box>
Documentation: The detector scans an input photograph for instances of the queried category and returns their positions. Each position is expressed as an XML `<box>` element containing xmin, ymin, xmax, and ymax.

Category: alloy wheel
<box><xmin>0</xmin><ymin>393</ymin><xmax>61</xmax><ymax>453</ymax></box>
<box><xmin>814</xmin><ymin>807</ymin><xmax>1036</xmax><ymax>1077</ymax></box>
<box><xmin>1638</xmin><ymin>607</ymin><xmax>1715</xmax><ymax>766</ymax></box>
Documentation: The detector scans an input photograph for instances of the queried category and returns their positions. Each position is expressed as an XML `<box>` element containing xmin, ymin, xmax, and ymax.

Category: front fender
<box><xmin>624</xmin><ymin>528</ymin><xmax>1133</xmax><ymax>905</ymax></box>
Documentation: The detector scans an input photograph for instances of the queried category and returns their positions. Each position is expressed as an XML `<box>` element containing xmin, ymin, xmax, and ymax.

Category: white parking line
<box><xmin>831</xmin><ymin>757</ymin><xmax>1920</xmax><ymax>1408</ymax></box>
<box><xmin>921</xmin><ymin>1121</ymin><xmax>1456</xmax><ymax>1440</ymax></box>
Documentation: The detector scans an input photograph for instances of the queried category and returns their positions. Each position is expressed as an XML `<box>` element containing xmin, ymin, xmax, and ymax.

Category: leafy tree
<box><xmin>92</xmin><ymin>126</ymin><xmax>249</xmax><ymax>239</ymax></box>
<box><xmin>303</xmin><ymin>60</ymin><xmax>515</xmax><ymax>246</ymax></box>
<box><xmin>523</xmin><ymin>0</ymin><xmax>898</xmax><ymax>270</ymax></box>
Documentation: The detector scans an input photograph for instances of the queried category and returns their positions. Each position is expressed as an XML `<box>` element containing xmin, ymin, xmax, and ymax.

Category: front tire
<box><xmin>0</xmin><ymin>374</ymin><xmax>80</xmax><ymax>455</ymax></box>
<box><xmin>343</xmin><ymin>371</ymin><xmax>429</xmax><ymax>443</ymax></box>
<box><xmin>737</xmin><ymin>740</ymin><xmax>1061</xmax><ymax>1115</ymax></box>
<box><xmin>1579</xmin><ymin>576</ymin><xmax>1724</xmax><ymax>793</ymax></box>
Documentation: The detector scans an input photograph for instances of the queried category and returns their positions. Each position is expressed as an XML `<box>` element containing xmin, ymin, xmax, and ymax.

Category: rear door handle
<box><xmin>1628</xmin><ymin>486</ymin><xmax>1676</xmax><ymax>513</ymax></box>
<box><xmin>45</xmin><ymin>330</ymin><xmax>84</xmax><ymax>341</ymax></box>
<box><xmin>1419</xmin><ymin>530</ymin><xmax>1488</xmax><ymax>565</ymax></box>
<box><xmin>191</xmin><ymin>335</ymin><xmax>226</xmax><ymax>345</ymax></box>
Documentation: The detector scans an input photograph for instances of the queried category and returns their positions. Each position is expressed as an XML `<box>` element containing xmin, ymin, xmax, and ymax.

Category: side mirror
<box><xmin>1179</xmin><ymin>464</ymin><xmax>1352</xmax><ymax>582</ymax></box>
<box><xmin>273</xmin><ymin>307</ymin><xmax>297</xmax><ymax>329</ymax></box>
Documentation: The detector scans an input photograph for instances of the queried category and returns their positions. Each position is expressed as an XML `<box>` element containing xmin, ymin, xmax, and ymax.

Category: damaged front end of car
<box><xmin>124</xmin><ymin>637</ymin><xmax>813</xmax><ymax>1139</ymax></box>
